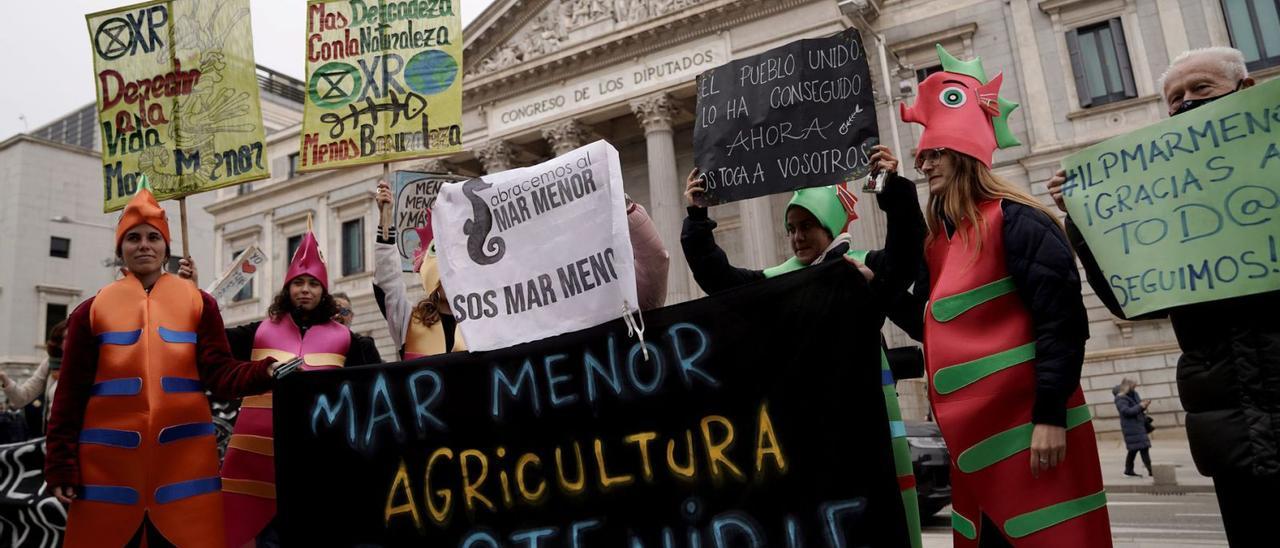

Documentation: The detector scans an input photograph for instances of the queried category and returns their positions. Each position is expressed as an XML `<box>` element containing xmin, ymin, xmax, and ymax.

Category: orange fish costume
<box><xmin>45</xmin><ymin>188</ymin><xmax>275</xmax><ymax>547</ymax></box>
<box><xmin>901</xmin><ymin>45</ymin><xmax>1111</xmax><ymax>546</ymax></box>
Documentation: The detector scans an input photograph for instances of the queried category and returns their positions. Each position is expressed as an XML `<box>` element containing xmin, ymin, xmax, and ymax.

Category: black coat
<box><xmin>893</xmin><ymin>201</ymin><xmax>1090</xmax><ymax>427</ymax></box>
<box><xmin>1069</xmin><ymin>218</ymin><xmax>1280</xmax><ymax>478</ymax></box>
<box><xmin>679</xmin><ymin>173</ymin><xmax>926</xmax><ymax>322</ymax></box>
<box><xmin>1113</xmin><ymin>388</ymin><xmax>1151</xmax><ymax>451</ymax></box>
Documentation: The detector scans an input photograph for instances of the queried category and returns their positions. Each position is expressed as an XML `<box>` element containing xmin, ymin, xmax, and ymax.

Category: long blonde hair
<box><xmin>926</xmin><ymin>150</ymin><xmax>1063</xmax><ymax>255</ymax></box>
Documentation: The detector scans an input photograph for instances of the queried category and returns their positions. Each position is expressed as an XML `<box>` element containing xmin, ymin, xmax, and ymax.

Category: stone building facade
<box><xmin>204</xmin><ymin>0</ymin><xmax>1280</xmax><ymax>441</ymax></box>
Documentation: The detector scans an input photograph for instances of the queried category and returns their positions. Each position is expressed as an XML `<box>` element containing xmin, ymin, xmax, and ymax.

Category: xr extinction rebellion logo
<box><xmin>309</xmin><ymin>62</ymin><xmax>362</xmax><ymax>108</ymax></box>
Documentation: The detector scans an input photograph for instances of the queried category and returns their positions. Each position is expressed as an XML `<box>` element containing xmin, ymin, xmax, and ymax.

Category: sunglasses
<box><xmin>337</xmin><ymin>307</ymin><xmax>352</xmax><ymax>316</ymax></box>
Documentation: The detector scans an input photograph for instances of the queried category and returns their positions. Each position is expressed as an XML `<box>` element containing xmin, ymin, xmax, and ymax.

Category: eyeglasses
<box><xmin>914</xmin><ymin>148</ymin><xmax>949</xmax><ymax>173</ymax></box>
<box><xmin>337</xmin><ymin>307</ymin><xmax>352</xmax><ymax>316</ymax></box>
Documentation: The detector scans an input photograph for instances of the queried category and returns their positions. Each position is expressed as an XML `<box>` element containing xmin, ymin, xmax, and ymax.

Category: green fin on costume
<box><xmin>994</xmin><ymin>97</ymin><xmax>1021</xmax><ymax>148</ymax></box>
<box><xmin>138</xmin><ymin>173</ymin><xmax>152</xmax><ymax>192</ymax></box>
<box><xmin>936</xmin><ymin>44</ymin><xmax>986</xmax><ymax>84</ymax></box>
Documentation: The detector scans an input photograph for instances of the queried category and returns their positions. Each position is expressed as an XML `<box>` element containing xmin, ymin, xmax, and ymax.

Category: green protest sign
<box><xmin>1060</xmin><ymin>78</ymin><xmax>1280</xmax><ymax>317</ymax></box>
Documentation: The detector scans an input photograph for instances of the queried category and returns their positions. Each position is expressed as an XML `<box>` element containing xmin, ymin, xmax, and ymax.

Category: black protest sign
<box><xmin>693</xmin><ymin>28</ymin><xmax>878</xmax><ymax>205</ymax></box>
<box><xmin>0</xmin><ymin>438</ymin><xmax>66</xmax><ymax>547</ymax></box>
<box><xmin>275</xmin><ymin>261</ymin><xmax>910</xmax><ymax>547</ymax></box>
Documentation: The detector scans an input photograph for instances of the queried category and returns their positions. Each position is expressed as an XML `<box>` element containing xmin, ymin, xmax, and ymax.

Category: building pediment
<box><xmin>466</xmin><ymin>1</ymin><xmax>720</xmax><ymax>80</ymax></box>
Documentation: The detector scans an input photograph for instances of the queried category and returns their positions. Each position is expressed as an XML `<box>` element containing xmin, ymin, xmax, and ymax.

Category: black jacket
<box><xmin>680</xmin><ymin>173</ymin><xmax>926</xmax><ymax>319</ymax></box>
<box><xmin>1068</xmin><ymin>218</ymin><xmax>1280</xmax><ymax>478</ymax></box>
<box><xmin>893</xmin><ymin>201</ymin><xmax>1089</xmax><ymax>427</ymax></box>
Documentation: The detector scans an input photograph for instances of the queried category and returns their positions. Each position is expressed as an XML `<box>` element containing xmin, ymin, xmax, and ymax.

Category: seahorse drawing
<box><xmin>461</xmin><ymin>178</ymin><xmax>506</xmax><ymax>265</ymax></box>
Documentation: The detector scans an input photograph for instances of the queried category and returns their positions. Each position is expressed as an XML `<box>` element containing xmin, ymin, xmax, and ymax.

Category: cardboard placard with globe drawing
<box><xmin>299</xmin><ymin>0</ymin><xmax>463</xmax><ymax>172</ymax></box>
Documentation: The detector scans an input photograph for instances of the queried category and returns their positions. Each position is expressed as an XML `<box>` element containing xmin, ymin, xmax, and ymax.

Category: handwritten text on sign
<box><xmin>273</xmin><ymin>262</ymin><xmax>909</xmax><ymax>546</ymax></box>
<box><xmin>299</xmin><ymin>0</ymin><xmax>463</xmax><ymax>172</ymax></box>
<box><xmin>1061</xmin><ymin>77</ymin><xmax>1280</xmax><ymax>317</ymax></box>
<box><xmin>87</xmin><ymin>0</ymin><xmax>270</xmax><ymax>212</ymax></box>
<box><xmin>693</xmin><ymin>28</ymin><xmax>878</xmax><ymax>205</ymax></box>
<box><xmin>432</xmin><ymin>141</ymin><xmax>638</xmax><ymax>351</ymax></box>
<box><xmin>392</xmin><ymin>171</ymin><xmax>466</xmax><ymax>272</ymax></box>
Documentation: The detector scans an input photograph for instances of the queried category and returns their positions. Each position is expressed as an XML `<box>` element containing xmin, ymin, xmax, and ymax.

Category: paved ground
<box><xmin>919</xmin><ymin>437</ymin><xmax>1226</xmax><ymax>546</ymax></box>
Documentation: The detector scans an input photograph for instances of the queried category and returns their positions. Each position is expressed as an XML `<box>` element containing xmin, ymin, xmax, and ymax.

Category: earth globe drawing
<box><xmin>405</xmin><ymin>50</ymin><xmax>459</xmax><ymax>96</ymax></box>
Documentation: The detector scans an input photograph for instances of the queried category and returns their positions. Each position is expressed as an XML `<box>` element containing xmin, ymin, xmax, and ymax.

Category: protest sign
<box><xmin>1061</xmin><ymin>77</ymin><xmax>1280</xmax><ymax>317</ymax></box>
<box><xmin>275</xmin><ymin>261</ymin><xmax>911</xmax><ymax>547</ymax></box>
<box><xmin>693</xmin><ymin>28</ymin><xmax>878</xmax><ymax>205</ymax></box>
<box><xmin>0</xmin><ymin>438</ymin><xmax>66</xmax><ymax>547</ymax></box>
<box><xmin>206</xmin><ymin>246</ymin><xmax>267</xmax><ymax>306</ymax></box>
<box><xmin>299</xmin><ymin>0</ymin><xmax>463</xmax><ymax>172</ymax></box>
<box><xmin>393</xmin><ymin>171</ymin><xmax>467</xmax><ymax>272</ymax></box>
<box><xmin>87</xmin><ymin>0</ymin><xmax>270</xmax><ymax>212</ymax></box>
<box><xmin>431</xmin><ymin>140</ymin><xmax>637</xmax><ymax>351</ymax></box>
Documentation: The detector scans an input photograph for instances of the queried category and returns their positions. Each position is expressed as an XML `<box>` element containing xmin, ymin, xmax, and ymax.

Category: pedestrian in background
<box><xmin>1</xmin><ymin>319</ymin><xmax>67</xmax><ymax>434</ymax></box>
<box><xmin>1113</xmin><ymin>378</ymin><xmax>1153</xmax><ymax>478</ymax></box>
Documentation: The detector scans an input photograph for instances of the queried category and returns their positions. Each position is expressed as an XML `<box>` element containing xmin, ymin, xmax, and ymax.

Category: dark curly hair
<box><xmin>268</xmin><ymin>286</ymin><xmax>338</xmax><ymax>324</ymax></box>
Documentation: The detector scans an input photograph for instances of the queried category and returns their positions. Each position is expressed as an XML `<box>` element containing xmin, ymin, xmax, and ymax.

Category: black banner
<box><xmin>693</xmin><ymin>28</ymin><xmax>878</xmax><ymax>205</ymax></box>
<box><xmin>275</xmin><ymin>261</ymin><xmax>909</xmax><ymax>546</ymax></box>
<box><xmin>0</xmin><ymin>438</ymin><xmax>66</xmax><ymax>547</ymax></box>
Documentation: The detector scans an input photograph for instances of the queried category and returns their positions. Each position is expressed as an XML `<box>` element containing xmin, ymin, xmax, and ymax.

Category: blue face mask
<box><xmin>1173</xmin><ymin>81</ymin><xmax>1243</xmax><ymax>116</ymax></box>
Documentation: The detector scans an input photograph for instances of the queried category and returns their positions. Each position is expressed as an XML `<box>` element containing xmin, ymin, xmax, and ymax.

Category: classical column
<box><xmin>541</xmin><ymin>120</ymin><xmax>593</xmax><ymax>156</ymax></box>
<box><xmin>476</xmin><ymin>140</ymin><xmax>514</xmax><ymax>174</ymax></box>
<box><xmin>738</xmin><ymin>196</ymin><xmax>779</xmax><ymax>268</ymax></box>
<box><xmin>630</xmin><ymin>93</ymin><xmax>690</xmax><ymax>304</ymax></box>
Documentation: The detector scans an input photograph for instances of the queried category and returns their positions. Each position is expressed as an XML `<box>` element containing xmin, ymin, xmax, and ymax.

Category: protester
<box><xmin>44</xmin><ymin>187</ymin><xmax>278</xmax><ymax>548</ymax></box>
<box><xmin>893</xmin><ymin>45</ymin><xmax>1111</xmax><ymax>546</ymax></box>
<box><xmin>681</xmin><ymin>144</ymin><xmax>927</xmax><ymax>546</ymax></box>
<box><xmin>1113</xmin><ymin>378</ymin><xmax>1153</xmax><ymax>478</ymax></box>
<box><xmin>331</xmin><ymin>292</ymin><xmax>383</xmax><ymax>363</ymax></box>
<box><xmin>1</xmin><ymin>319</ymin><xmax>67</xmax><ymax>432</ymax></box>
<box><xmin>1045</xmin><ymin>46</ymin><xmax>1275</xmax><ymax>545</ymax></box>
<box><xmin>216</xmin><ymin>229</ymin><xmax>381</xmax><ymax>548</ymax></box>
<box><xmin>681</xmin><ymin>143</ymin><xmax>921</xmax><ymax>298</ymax></box>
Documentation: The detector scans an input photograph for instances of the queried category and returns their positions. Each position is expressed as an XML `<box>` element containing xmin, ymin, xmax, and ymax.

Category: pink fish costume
<box><xmin>220</xmin><ymin>231</ymin><xmax>352</xmax><ymax>547</ymax></box>
<box><xmin>902</xmin><ymin>45</ymin><xmax>1111</xmax><ymax>546</ymax></box>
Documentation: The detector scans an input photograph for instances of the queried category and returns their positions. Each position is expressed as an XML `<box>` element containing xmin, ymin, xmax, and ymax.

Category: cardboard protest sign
<box><xmin>693</xmin><ymin>28</ymin><xmax>878</xmax><ymax>205</ymax></box>
<box><xmin>431</xmin><ymin>141</ymin><xmax>637</xmax><ymax>351</ymax></box>
<box><xmin>274</xmin><ymin>261</ymin><xmax>911</xmax><ymax>547</ymax></box>
<box><xmin>299</xmin><ymin>0</ymin><xmax>463</xmax><ymax>172</ymax></box>
<box><xmin>393</xmin><ymin>171</ymin><xmax>467</xmax><ymax>272</ymax></box>
<box><xmin>87</xmin><ymin>0</ymin><xmax>270</xmax><ymax>212</ymax></box>
<box><xmin>1061</xmin><ymin>78</ymin><xmax>1280</xmax><ymax>317</ymax></box>
<box><xmin>0</xmin><ymin>438</ymin><xmax>66</xmax><ymax>547</ymax></box>
<box><xmin>206</xmin><ymin>246</ymin><xmax>267</xmax><ymax>306</ymax></box>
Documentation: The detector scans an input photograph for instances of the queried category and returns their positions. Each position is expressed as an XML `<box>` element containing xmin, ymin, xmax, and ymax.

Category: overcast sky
<box><xmin>0</xmin><ymin>0</ymin><xmax>496</xmax><ymax>141</ymax></box>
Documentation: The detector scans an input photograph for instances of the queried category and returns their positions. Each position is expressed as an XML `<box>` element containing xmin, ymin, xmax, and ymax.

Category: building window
<box><xmin>1066</xmin><ymin>19</ymin><xmax>1137</xmax><ymax>108</ymax></box>
<box><xmin>288</xmin><ymin>153</ymin><xmax>300</xmax><ymax>178</ymax></box>
<box><xmin>232</xmin><ymin>249</ymin><xmax>254</xmax><ymax>302</ymax></box>
<box><xmin>46</xmin><ymin>303</ymin><xmax>68</xmax><ymax>339</ymax></box>
<box><xmin>341</xmin><ymin>219</ymin><xmax>365</xmax><ymax>276</ymax></box>
<box><xmin>915</xmin><ymin>65</ymin><xmax>942</xmax><ymax>83</ymax></box>
<box><xmin>166</xmin><ymin>257</ymin><xmax>182</xmax><ymax>274</ymax></box>
<box><xmin>50</xmin><ymin>237</ymin><xmax>70</xmax><ymax>258</ymax></box>
<box><xmin>237</xmin><ymin>183</ymin><xmax>253</xmax><ymax>195</ymax></box>
<box><xmin>1223</xmin><ymin>0</ymin><xmax>1280</xmax><ymax>71</ymax></box>
<box><xmin>287</xmin><ymin>234</ymin><xmax>303</xmax><ymax>262</ymax></box>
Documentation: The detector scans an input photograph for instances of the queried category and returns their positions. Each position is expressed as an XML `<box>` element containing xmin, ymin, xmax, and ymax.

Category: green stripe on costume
<box><xmin>930</xmin><ymin>276</ymin><xmax>1016</xmax><ymax>322</ymax></box>
<box><xmin>879</xmin><ymin>350</ymin><xmax>921</xmax><ymax>548</ymax></box>
<box><xmin>955</xmin><ymin>405</ymin><xmax>1092</xmax><ymax>473</ymax></box>
<box><xmin>932</xmin><ymin>343</ymin><xmax>1035</xmax><ymax>395</ymax></box>
<box><xmin>952</xmin><ymin>511</ymin><xmax>977</xmax><ymax>540</ymax></box>
<box><xmin>1004</xmin><ymin>490</ymin><xmax>1107</xmax><ymax>538</ymax></box>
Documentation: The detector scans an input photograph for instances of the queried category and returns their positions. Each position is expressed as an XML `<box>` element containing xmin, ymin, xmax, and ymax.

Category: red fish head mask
<box><xmin>899</xmin><ymin>45</ymin><xmax>1021</xmax><ymax>168</ymax></box>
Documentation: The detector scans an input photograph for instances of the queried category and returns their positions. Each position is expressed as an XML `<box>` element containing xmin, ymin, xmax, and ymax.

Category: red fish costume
<box><xmin>903</xmin><ymin>45</ymin><xmax>1111</xmax><ymax>546</ymax></box>
<box><xmin>221</xmin><ymin>231</ymin><xmax>351</xmax><ymax>547</ymax></box>
<box><xmin>49</xmin><ymin>187</ymin><xmax>275</xmax><ymax>548</ymax></box>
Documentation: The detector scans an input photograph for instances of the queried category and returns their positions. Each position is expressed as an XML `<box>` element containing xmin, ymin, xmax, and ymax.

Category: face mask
<box><xmin>1173</xmin><ymin>81</ymin><xmax>1243</xmax><ymax>116</ymax></box>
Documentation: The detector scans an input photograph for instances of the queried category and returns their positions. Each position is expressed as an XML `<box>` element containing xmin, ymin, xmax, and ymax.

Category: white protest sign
<box><xmin>432</xmin><ymin>140</ymin><xmax>637</xmax><ymax>351</ymax></box>
<box><xmin>207</xmin><ymin>246</ymin><xmax>267</xmax><ymax>306</ymax></box>
<box><xmin>393</xmin><ymin>171</ymin><xmax>468</xmax><ymax>272</ymax></box>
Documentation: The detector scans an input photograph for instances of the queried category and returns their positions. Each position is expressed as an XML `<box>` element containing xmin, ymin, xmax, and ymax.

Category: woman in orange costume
<box><xmin>896</xmin><ymin>46</ymin><xmax>1111</xmax><ymax>546</ymax></box>
<box><xmin>45</xmin><ymin>186</ymin><xmax>279</xmax><ymax>548</ymax></box>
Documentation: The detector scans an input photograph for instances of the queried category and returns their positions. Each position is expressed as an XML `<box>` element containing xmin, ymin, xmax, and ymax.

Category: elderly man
<box><xmin>1047</xmin><ymin>47</ymin><xmax>1278</xmax><ymax>545</ymax></box>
